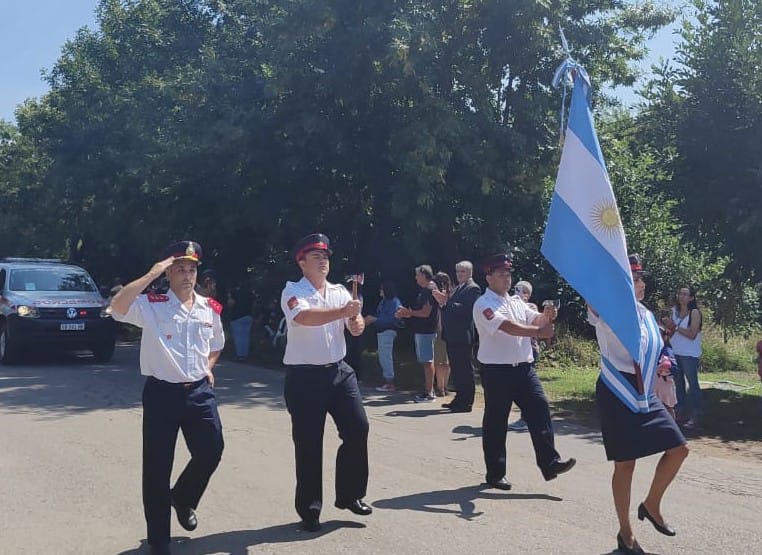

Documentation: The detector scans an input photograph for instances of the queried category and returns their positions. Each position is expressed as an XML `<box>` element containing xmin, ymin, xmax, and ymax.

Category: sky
<box><xmin>0</xmin><ymin>0</ymin><xmax>686</xmax><ymax>123</ymax></box>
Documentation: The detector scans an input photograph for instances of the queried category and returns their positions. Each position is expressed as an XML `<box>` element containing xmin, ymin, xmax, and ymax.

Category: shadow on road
<box><xmin>0</xmin><ymin>344</ymin><xmax>290</xmax><ymax>416</ymax></box>
<box><xmin>116</xmin><ymin>521</ymin><xmax>365</xmax><ymax>555</ymax></box>
<box><xmin>374</xmin><ymin>485</ymin><xmax>562</xmax><ymax>521</ymax></box>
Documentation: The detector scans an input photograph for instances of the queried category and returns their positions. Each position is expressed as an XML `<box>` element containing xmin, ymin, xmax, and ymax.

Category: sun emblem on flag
<box><xmin>591</xmin><ymin>201</ymin><xmax>622</xmax><ymax>237</ymax></box>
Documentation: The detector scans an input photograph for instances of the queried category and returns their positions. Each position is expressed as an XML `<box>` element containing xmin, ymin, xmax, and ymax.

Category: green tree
<box><xmin>646</xmin><ymin>0</ymin><xmax>762</xmax><ymax>276</ymax></box>
<box><xmin>5</xmin><ymin>0</ymin><xmax>675</xmax><ymax>294</ymax></box>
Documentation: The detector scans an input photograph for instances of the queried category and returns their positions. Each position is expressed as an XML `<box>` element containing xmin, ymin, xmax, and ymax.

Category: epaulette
<box><xmin>147</xmin><ymin>293</ymin><xmax>169</xmax><ymax>303</ymax></box>
<box><xmin>208</xmin><ymin>298</ymin><xmax>223</xmax><ymax>315</ymax></box>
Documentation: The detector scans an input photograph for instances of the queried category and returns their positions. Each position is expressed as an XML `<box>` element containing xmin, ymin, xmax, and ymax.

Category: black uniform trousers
<box><xmin>480</xmin><ymin>363</ymin><xmax>560</xmax><ymax>482</ymax></box>
<box><xmin>142</xmin><ymin>376</ymin><xmax>224</xmax><ymax>547</ymax></box>
<box><xmin>284</xmin><ymin>361</ymin><xmax>369</xmax><ymax>521</ymax></box>
<box><xmin>446</xmin><ymin>341</ymin><xmax>476</xmax><ymax>408</ymax></box>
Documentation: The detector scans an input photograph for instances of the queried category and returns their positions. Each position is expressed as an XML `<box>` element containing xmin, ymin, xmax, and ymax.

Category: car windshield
<box><xmin>8</xmin><ymin>268</ymin><xmax>98</xmax><ymax>292</ymax></box>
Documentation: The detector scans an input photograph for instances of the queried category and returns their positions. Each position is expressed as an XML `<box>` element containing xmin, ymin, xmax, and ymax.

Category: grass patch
<box><xmin>243</xmin><ymin>326</ymin><xmax>762</xmax><ymax>441</ymax></box>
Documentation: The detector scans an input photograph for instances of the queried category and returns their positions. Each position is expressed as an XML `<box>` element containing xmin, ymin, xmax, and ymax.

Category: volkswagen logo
<box><xmin>66</xmin><ymin>307</ymin><xmax>78</xmax><ymax>319</ymax></box>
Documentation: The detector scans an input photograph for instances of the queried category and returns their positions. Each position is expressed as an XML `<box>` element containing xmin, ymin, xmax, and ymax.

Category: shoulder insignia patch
<box><xmin>483</xmin><ymin>308</ymin><xmax>495</xmax><ymax>321</ymax></box>
<box><xmin>287</xmin><ymin>296</ymin><xmax>298</xmax><ymax>310</ymax></box>
<box><xmin>208</xmin><ymin>298</ymin><xmax>223</xmax><ymax>315</ymax></box>
<box><xmin>147</xmin><ymin>293</ymin><xmax>169</xmax><ymax>303</ymax></box>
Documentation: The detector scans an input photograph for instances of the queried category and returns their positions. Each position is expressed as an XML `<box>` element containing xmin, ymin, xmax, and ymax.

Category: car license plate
<box><xmin>60</xmin><ymin>322</ymin><xmax>85</xmax><ymax>331</ymax></box>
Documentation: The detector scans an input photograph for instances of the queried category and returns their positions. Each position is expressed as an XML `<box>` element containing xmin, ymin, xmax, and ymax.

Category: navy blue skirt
<box><xmin>596</xmin><ymin>374</ymin><xmax>686</xmax><ymax>462</ymax></box>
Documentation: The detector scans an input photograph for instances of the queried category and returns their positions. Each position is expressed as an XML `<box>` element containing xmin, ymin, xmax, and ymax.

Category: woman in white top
<box><xmin>589</xmin><ymin>255</ymin><xmax>688</xmax><ymax>555</ymax></box>
<box><xmin>662</xmin><ymin>286</ymin><xmax>703</xmax><ymax>427</ymax></box>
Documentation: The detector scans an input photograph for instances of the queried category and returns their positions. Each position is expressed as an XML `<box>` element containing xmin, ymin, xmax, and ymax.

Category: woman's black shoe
<box><xmin>616</xmin><ymin>533</ymin><xmax>645</xmax><ymax>554</ymax></box>
<box><xmin>638</xmin><ymin>502</ymin><xmax>676</xmax><ymax>536</ymax></box>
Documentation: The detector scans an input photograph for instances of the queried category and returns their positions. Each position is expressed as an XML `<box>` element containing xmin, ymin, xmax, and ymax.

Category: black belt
<box><xmin>287</xmin><ymin>361</ymin><xmax>341</xmax><ymax>369</ymax></box>
<box><xmin>481</xmin><ymin>362</ymin><xmax>530</xmax><ymax>369</ymax></box>
<box><xmin>148</xmin><ymin>376</ymin><xmax>207</xmax><ymax>389</ymax></box>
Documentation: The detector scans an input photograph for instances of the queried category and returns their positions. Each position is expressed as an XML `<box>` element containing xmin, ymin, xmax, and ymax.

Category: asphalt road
<box><xmin>1</xmin><ymin>345</ymin><xmax>760</xmax><ymax>554</ymax></box>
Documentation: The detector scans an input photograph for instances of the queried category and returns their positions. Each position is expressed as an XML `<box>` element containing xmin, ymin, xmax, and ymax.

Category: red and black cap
<box><xmin>293</xmin><ymin>233</ymin><xmax>332</xmax><ymax>261</ymax></box>
<box><xmin>481</xmin><ymin>253</ymin><xmax>513</xmax><ymax>275</ymax></box>
<box><xmin>161</xmin><ymin>241</ymin><xmax>203</xmax><ymax>264</ymax></box>
<box><xmin>628</xmin><ymin>253</ymin><xmax>648</xmax><ymax>277</ymax></box>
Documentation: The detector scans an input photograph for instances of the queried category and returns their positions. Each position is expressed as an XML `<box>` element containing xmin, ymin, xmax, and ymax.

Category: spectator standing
<box><xmin>396</xmin><ymin>265</ymin><xmax>439</xmax><ymax>402</ymax></box>
<box><xmin>663</xmin><ymin>286</ymin><xmax>704</xmax><ymax>428</ymax></box>
<box><xmin>227</xmin><ymin>281</ymin><xmax>255</xmax><ymax>361</ymax></box>
<box><xmin>365</xmin><ymin>280</ymin><xmax>402</xmax><ymax>392</ymax></box>
<box><xmin>654</xmin><ymin>329</ymin><xmax>678</xmax><ymax>421</ymax></box>
<box><xmin>434</xmin><ymin>261</ymin><xmax>481</xmax><ymax>413</ymax></box>
<box><xmin>507</xmin><ymin>280</ymin><xmax>538</xmax><ymax>431</ymax></box>
<box><xmin>432</xmin><ymin>272</ymin><xmax>453</xmax><ymax>397</ymax></box>
<box><xmin>196</xmin><ymin>269</ymin><xmax>218</xmax><ymax>301</ymax></box>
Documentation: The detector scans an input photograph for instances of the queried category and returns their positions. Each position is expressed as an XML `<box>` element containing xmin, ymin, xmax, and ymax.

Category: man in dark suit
<box><xmin>433</xmin><ymin>261</ymin><xmax>481</xmax><ymax>413</ymax></box>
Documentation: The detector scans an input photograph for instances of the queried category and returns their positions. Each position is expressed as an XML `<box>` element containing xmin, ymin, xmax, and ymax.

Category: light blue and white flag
<box><xmin>541</xmin><ymin>61</ymin><xmax>656</xmax><ymax>413</ymax></box>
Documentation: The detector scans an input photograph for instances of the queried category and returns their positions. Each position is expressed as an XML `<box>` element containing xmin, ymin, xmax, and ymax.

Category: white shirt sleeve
<box><xmin>112</xmin><ymin>295</ymin><xmax>147</xmax><ymax>328</ymax></box>
<box><xmin>281</xmin><ymin>282</ymin><xmax>310</xmax><ymax>322</ymax></box>
<box><xmin>473</xmin><ymin>298</ymin><xmax>505</xmax><ymax>336</ymax></box>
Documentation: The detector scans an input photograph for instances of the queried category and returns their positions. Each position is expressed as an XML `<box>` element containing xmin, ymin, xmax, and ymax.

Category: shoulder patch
<box><xmin>483</xmin><ymin>308</ymin><xmax>495</xmax><ymax>321</ymax></box>
<box><xmin>147</xmin><ymin>293</ymin><xmax>169</xmax><ymax>303</ymax></box>
<box><xmin>208</xmin><ymin>298</ymin><xmax>223</xmax><ymax>315</ymax></box>
<box><xmin>287</xmin><ymin>296</ymin><xmax>298</xmax><ymax>310</ymax></box>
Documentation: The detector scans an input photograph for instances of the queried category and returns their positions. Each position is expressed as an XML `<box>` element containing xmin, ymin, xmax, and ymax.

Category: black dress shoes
<box><xmin>616</xmin><ymin>533</ymin><xmax>645</xmax><ymax>555</ymax></box>
<box><xmin>170</xmin><ymin>495</ymin><xmax>198</xmax><ymax>531</ymax></box>
<box><xmin>485</xmin><ymin>477</ymin><xmax>512</xmax><ymax>490</ymax></box>
<box><xmin>638</xmin><ymin>502</ymin><xmax>676</xmax><ymax>536</ymax></box>
<box><xmin>335</xmin><ymin>499</ymin><xmax>373</xmax><ymax>516</ymax></box>
<box><xmin>441</xmin><ymin>401</ymin><xmax>454</xmax><ymax>409</ymax></box>
<box><xmin>542</xmin><ymin>457</ymin><xmax>576</xmax><ymax>481</ymax></box>
<box><xmin>301</xmin><ymin>517</ymin><xmax>322</xmax><ymax>532</ymax></box>
<box><xmin>449</xmin><ymin>405</ymin><xmax>472</xmax><ymax>413</ymax></box>
<box><xmin>300</xmin><ymin>508</ymin><xmax>321</xmax><ymax>532</ymax></box>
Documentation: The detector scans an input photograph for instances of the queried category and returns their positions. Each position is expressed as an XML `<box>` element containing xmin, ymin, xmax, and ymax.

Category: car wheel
<box><xmin>0</xmin><ymin>322</ymin><xmax>20</xmax><ymax>365</ymax></box>
<box><xmin>92</xmin><ymin>340</ymin><xmax>116</xmax><ymax>362</ymax></box>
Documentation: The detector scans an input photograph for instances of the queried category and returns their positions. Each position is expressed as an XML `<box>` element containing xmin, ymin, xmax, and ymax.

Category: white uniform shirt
<box><xmin>473</xmin><ymin>288</ymin><xmax>540</xmax><ymax>364</ymax></box>
<box><xmin>669</xmin><ymin>307</ymin><xmax>702</xmax><ymax>358</ymax></box>
<box><xmin>113</xmin><ymin>290</ymin><xmax>225</xmax><ymax>382</ymax></box>
<box><xmin>281</xmin><ymin>277</ymin><xmax>351</xmax><ymax>365</ymax></box>
<box><xmin>587</xmin><ymin>304</ymin><xmax>651</xmax><ymax>375</ymax></box>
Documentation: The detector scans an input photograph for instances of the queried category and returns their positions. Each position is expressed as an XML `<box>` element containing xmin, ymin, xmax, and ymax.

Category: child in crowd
<box><xmin>654</xmin><ymin>327</ymin><xmax>678</xmax><ymax>420</ymax></box>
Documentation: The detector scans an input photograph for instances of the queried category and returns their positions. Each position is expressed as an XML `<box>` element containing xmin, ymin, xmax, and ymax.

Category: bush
<box><xmin>539</xmin><ymin>324</ymin><xmax>600</xmax><ymax>369</ymax></box>
<box><xmin>700</xmin><ymin>328</ymin><xmax>758</xmax><ymax>374</ymax></box>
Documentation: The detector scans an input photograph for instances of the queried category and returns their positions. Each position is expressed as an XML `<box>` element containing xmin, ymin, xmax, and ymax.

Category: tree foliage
<box><xmin>4</xmin><ymin>0</ymin><xmax>757</xmax><ymax>331</ymax></box>
<box><xmin>643</xmin><ymin>0</ymin><xmax>762</xmax><ymax>277</ymax></box>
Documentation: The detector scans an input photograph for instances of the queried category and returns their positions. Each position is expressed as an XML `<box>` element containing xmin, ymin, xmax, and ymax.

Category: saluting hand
<box><xmin>150</xmin><ymin>256</ymin><xmax>176</xmax><ymax>278</ymax></box>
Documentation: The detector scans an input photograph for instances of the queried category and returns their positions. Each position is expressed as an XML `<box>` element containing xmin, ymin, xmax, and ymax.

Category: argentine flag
<box><xmin>541</xmin><ymin>64</ymin><xmax>653</xmax><ymax>413</ymax></box>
